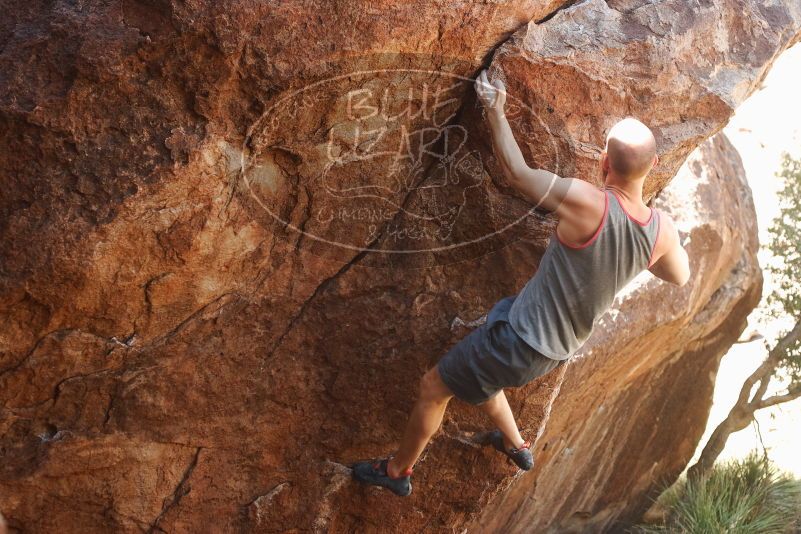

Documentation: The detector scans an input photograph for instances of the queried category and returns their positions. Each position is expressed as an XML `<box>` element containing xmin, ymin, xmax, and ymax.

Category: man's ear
<box><xmin>653</xmin><ymin>154</ymin><xmax>659</xmax><ymax>167</ymax></box>
<box><xmin>599</xmin><ymin>150</ymin><xmax>610</xmax><ymax>180</ymax></box>
<box><xmin>600</xmin><ymin>150</ymin><xmax>610</xmax><ymax>170</ymax></box>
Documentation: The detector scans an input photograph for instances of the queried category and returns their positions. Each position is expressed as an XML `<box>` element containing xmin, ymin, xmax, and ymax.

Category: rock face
<box><xmin>472</xmin><ymin>132</ymin><xmax>762</xmax><ymax>533</ymax></box>
<box><xmin>0</xmin><ymin>0</ymin><xmax>794</xmax><ymax>532</ymax></box>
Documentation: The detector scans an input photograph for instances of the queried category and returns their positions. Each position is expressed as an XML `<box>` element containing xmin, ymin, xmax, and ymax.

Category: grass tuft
<box><xmin>635</xmin><ymin>452</ymin><xmax>801</xmax><ymax>533</ymax></box>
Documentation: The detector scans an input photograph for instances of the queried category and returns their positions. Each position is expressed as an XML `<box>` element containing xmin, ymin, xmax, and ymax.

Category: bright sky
<box><xmin>691</xmin><ymin>43</ymin><xmax>801</xmax><ymax>477</ymax></box>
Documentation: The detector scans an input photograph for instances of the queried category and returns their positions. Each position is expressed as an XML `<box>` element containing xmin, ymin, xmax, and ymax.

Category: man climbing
<box><xmin>352</xmin><ymin>70</ymin><xmax>690</xmax><ymax>496</ymax></box>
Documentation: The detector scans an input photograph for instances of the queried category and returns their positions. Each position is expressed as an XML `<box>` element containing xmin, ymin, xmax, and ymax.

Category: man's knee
<box><xmin>419</xmin><ymin>367</ymin><xmax>453</xmax><ymax>402</ymax></box>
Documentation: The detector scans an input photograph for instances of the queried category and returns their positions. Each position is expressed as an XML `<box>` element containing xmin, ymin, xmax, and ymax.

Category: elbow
<box><xmin>678</xmin><ymin>252</ymin><xmax>691</xmax><ymax>286</ymax></box>
<box><xmin>670</xmin><ymin>248</ymin><xmax>691</xmax><ymax>286</ymax></box>
<box><xmin>675</xmin><ymin>265</ymin><xmax>691</xmax><ymax>287</ymax></box>
<box><xmin>503</xmin><ymin>169</ymin><xmax>525</xmax><ymax>193</ymax></box>
<box><xmin>507</xmin><ymin>164</ymin><xmax>530</xmax><ymax>184</ymax></box>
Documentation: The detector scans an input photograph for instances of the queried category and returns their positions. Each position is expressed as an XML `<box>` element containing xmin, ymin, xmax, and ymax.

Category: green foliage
<box><xmin>635</xmin><ymin>453</ymin><xmax>801</xmax><ymax>534</ymax></box>
<box><xmin>766</xmin><ymin>153</ymin><xmax>801</xmax><ymax>382</ymax></box>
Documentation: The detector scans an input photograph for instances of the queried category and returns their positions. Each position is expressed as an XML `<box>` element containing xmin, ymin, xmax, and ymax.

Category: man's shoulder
<box><xmin>558</xmin><ymin>178</ymin><xmax>606</xmax><ymax>210</ymax></box>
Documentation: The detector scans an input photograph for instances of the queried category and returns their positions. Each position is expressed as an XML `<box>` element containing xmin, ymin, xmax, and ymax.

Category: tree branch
<box><xmin>755</xmin><ymin>385</ymin><xmax>801</xmax><ymax>410</ymax></box>
<box><xmin>749</xmin><ymin>370</ymin><xmax>773</xmax><ymax>406</ymax></box>
<box><xmin>768</xmin><ymin>318</ymin><xmax>801</xmax><ymax>359</ymax></box>
<box><xmin>737</xmin><ymin>359</ymin><xmax>773</xmax><ymax>407</ymax></box>
<box><xmin>742</xmin><ymin>319</ymin><xmax>801</xmax><ymax>407</ymax></box>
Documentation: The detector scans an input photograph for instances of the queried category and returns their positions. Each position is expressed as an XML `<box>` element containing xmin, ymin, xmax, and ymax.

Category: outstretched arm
<box><xmin>475</xmin><ymin>70</ymin><xmax>574</xmax><ymax>212</ymax></box>
<box><xmin>474</xmin><ymin>70</ymin><xmax>603</xmax><ymax>221</ymax></box>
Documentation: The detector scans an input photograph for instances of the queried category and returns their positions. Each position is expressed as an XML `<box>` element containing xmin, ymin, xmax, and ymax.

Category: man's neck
<box><xmin>603</xmin><ymin>174</ymin><xmax>646</xmax><ymax>204</ymax></box>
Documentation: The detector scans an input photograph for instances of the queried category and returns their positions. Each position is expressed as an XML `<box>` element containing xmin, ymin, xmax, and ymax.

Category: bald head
<box><xmin>605</xmin><ymin>117</ymin><xmax>657</xmax><ymax>181</ymax></box>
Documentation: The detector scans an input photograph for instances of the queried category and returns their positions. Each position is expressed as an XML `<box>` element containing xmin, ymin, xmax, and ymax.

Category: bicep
<box><xmin>512</xmin><ymin>167</ymin><xmax>597</xmax><ymax>216</ymax></box>
<box><xmin>509</xmin><ymin>167</ymin><xmax>574</xmax><ymax>212</ymax></box>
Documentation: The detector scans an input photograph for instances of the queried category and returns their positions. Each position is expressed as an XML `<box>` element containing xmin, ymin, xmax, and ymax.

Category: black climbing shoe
<box><xmin>352</xmin><ymin>457</ymin><xmax>413</xmax><ymax>496</ymax></box>
<box><xmin>488</xmin><ymin>430</ymin><xmax>534</xmax><ymax>470</ymax></box>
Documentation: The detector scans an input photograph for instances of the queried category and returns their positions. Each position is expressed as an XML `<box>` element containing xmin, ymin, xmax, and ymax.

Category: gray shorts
<box><xmin>437</xmin><ymin>296</ymin><xmax>563</xmax><ymax>405</ymax></box>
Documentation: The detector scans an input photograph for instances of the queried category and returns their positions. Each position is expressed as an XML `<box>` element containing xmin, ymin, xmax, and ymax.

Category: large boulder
<box><xmin>0</xmin><ymin>0</ymin><xmax>793</xmax><ymax>531</ymax></box>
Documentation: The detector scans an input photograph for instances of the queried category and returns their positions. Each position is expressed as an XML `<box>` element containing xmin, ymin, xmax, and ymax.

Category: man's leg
<box><xmin>480</xmin><ymin>390</ymin><xmax>526</xmax><ymax>449</ymax></box>
<box><xmin>386</xmin><ymin>366</ymin><xmax>453</xmax><ymax>477</ymax></box>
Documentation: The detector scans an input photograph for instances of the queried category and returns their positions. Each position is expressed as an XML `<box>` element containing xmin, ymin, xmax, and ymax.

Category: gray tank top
<box><xmin>508</xmin><ymin>189</ymin><xmax>660</xmax><ymax>360</ymax></box>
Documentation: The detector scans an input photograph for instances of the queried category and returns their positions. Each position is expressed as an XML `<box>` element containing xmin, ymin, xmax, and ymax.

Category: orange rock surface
<box><xmin>0</xmin><ymin>0</ymin><xmax>796</xmax><ymax>531</ymax></box>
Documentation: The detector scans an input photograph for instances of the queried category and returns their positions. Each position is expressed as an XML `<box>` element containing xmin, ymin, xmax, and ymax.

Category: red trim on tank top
<box><xmin>556</xmin><ymin>190</ymin><xmax>609</xmax><ymax>250</ymax></box>
<box><xmin>608</xmin><ymin>189</ymin><xmax>653</xmax><ymax>226</ymax></box>
<box><xmin>647</xmin><ymin>209</ymin><xmax>662</xmax><ymax>268</ymax></box>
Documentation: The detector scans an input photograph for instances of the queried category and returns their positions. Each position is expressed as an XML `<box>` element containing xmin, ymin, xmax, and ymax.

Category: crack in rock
<box><xmin>147</xmin><ymin>447</ymin><xmax>202</xmax><ymax>534</ymax></box>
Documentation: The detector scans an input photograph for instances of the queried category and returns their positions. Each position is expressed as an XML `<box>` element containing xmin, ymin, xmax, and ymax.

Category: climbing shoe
<box><xmin>352</xmin><ymin>457</ymin><xmax>413</xmax><ymax>496</ymax></box>
<box><xmin>488</xmin><ymin>429</ymin><xmax>534</xmax><ymax>470</ymax></box>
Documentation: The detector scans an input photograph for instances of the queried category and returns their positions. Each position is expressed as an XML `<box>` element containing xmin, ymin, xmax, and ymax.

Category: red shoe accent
<box><xmin>385</xmin><ymin>457</ymin><xmax>413</xmax><ymax>479</ymax></box>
